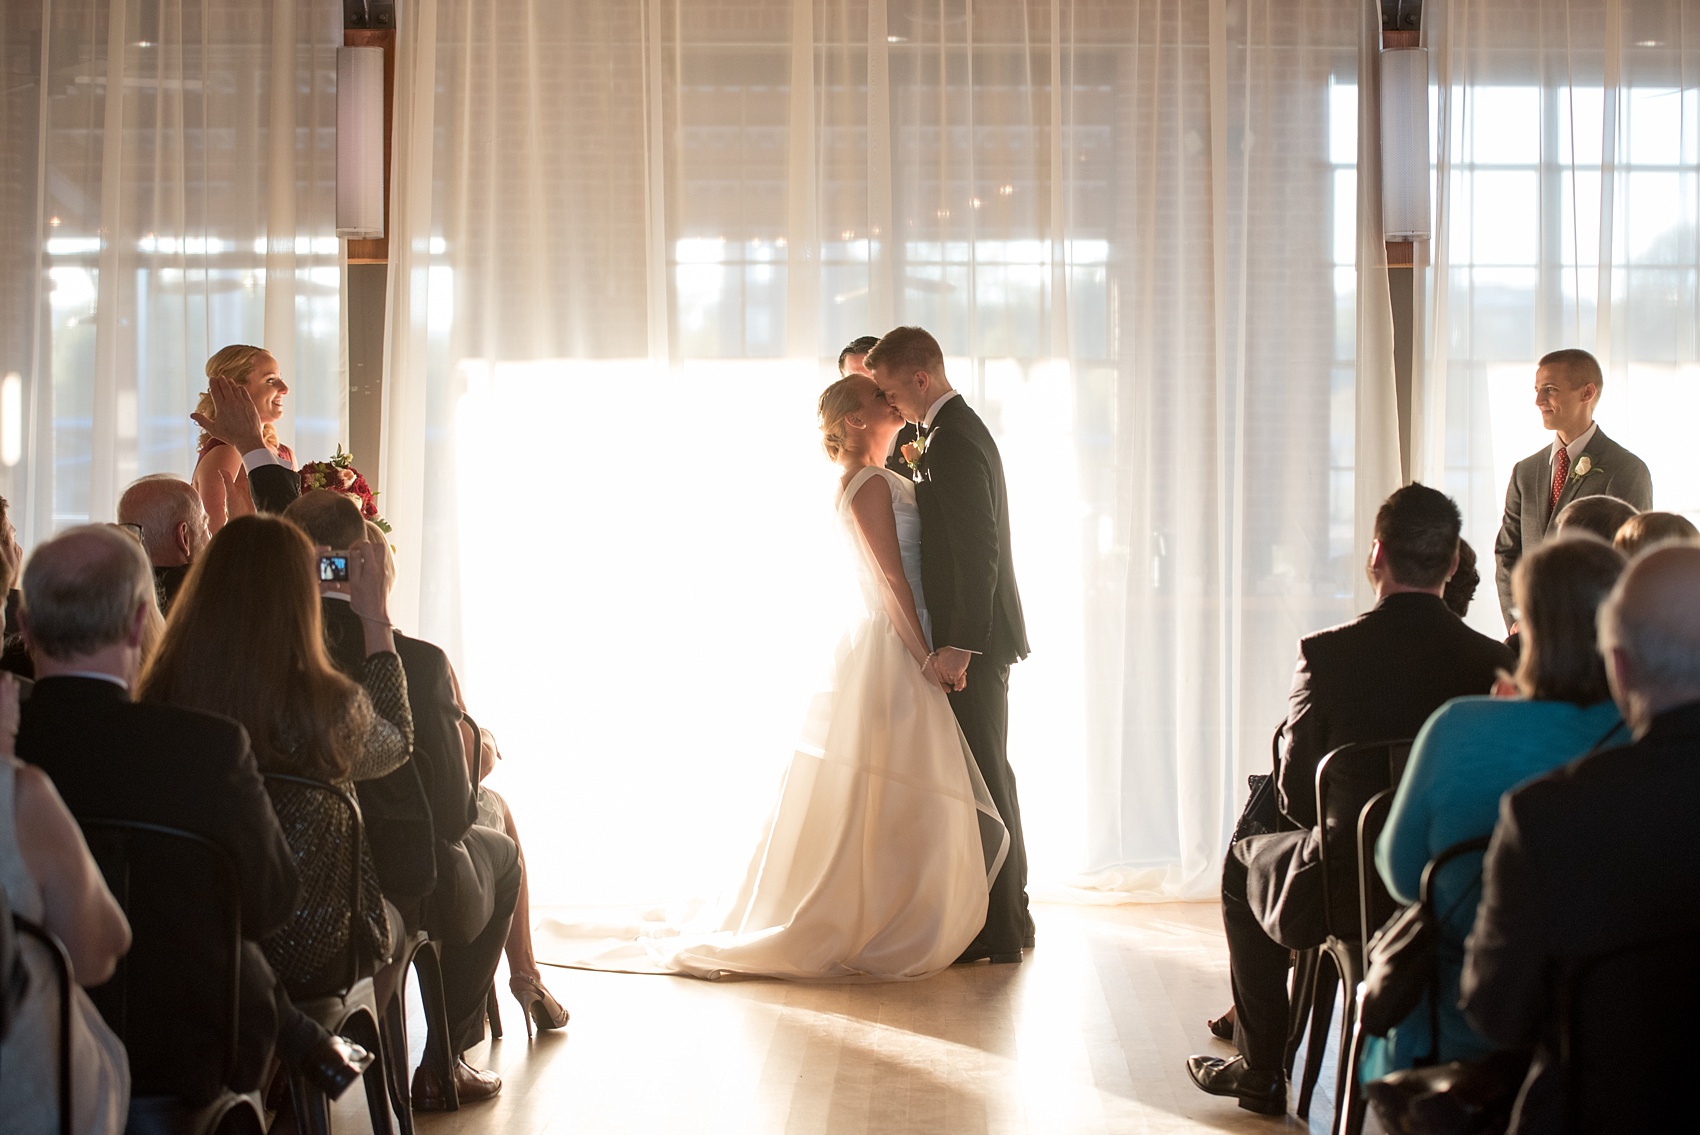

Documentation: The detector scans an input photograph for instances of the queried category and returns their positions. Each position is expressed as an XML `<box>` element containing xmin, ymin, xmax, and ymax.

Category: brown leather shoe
<box><xmin>411</xmin><ymin>1058</ymin><xmax>502</xmax><ymax>1111</ymax></box>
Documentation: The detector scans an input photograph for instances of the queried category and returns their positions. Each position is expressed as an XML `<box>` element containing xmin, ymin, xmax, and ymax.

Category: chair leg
<box><xmin>411</xmin><ymin>941</ymin><xmax>460</xmax><ymax>1110</ymax></box>
<box><xmin>346</xmin><ymin>1008</ymin><xmax>396</xmax><ymax>1135</ymax></box>
<box><xmin>380</xmin><ymin>982</ymin><xmax>416</xmax><ymax>1135</ymax></box>
<box><xmin>1336</xmin><ymin>981</ymin><xmax>1370</xmax><ymax>1135</ymax></box>
<box><xmin>486</xmin><ymin>982</ymin><xmax>503</xmax><ymax>1041</ymax></box>
<box><xmin>1284</xmin><ymin>948</ymin><xmax>1321</xmax><ymax>1078</ymax></box>
<box><xmin>1296</xmin><ymin>952</ymin><xmax>1337</xmax><ymax>1120</ymax></box>
<box><xmin>286</xmin><ymin>1072</ymin><xmax>332</xmax><ymax>1135</ymax></box>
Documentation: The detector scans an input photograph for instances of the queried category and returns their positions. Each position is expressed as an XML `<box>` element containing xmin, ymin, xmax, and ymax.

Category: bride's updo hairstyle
<box><xmin>818</xmin><ymin>376</ymin><xmax>864</xmax><ymax>462</ymax></box>
<box><xmin>195</xmin><ymin>344</ymin><xmax>279</xmax><ymax>452</ymax></box>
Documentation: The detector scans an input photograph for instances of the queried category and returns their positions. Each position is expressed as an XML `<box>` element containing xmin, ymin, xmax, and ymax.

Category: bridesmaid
<box><xmin>191</xmin><ymin>345</ymin><xmax>293</xmax><ymax>533</ymax></box>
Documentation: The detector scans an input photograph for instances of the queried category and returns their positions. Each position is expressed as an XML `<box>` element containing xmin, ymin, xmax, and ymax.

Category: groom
<box><xmin>865</xmin><ymin>326</ymin><xmax>1033</xmax><ymax>964</ymax></box>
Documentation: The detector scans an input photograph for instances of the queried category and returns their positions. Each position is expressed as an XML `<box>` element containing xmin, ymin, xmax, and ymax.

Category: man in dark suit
<box><xmin>116</xmin><ymin>474</ymin><xmax>209</xmax><ymax>611</ymax></box>
<box><xmin>1462</xmin><ymin>544</ymin><xmax>1700</xmax><ymax>1132</ymax></box>
<box><xmin>190</xmin><ymin>373</ymin><xmax>301</xmax><ymax>514</ymax></box>
<box><xmin>1494</xmin><ymin>348</ymin><xmax>1651</xmax><ymax>630</ymax></box>
<box><xmin>283</xmin><ymin>490</ymin><xmax>518</xmax><ymax>1109</ymax></box>
<box><xmin>13</xmin><ymin>525</ymin><xmax>366</xmax><ymax>1104</ymax></box>
<box><xmin>1187</xmin><ymin>484</ymin><xmax>1514</xmax><ymax>1115</ymax></box>
<box><xmin>865</xmin><ymin>326</ymin><xmax>1032</xmax><ymax>964</ymax></box>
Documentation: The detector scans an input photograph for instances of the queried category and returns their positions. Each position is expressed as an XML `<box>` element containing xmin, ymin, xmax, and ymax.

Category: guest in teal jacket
<box><xmin>1361</xmin><ymin>534</ymin><xmax>1630</xmax><ymax>1082</ymax></box>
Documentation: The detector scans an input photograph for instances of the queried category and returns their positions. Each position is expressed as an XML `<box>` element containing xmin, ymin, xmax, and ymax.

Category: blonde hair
<box><xmin>1614</xmin><ymin>511</ymin><xmax>1700</xmax><ymax>558</ymax></box>
<box><xmin>195</xmin><ymin>345</ymin><xmax>279</xmax><ymax>453</ymax></box>
<box><xmin>364</xmin><ymin>520</ymin><xmax>396</xmax><ymax>594</ymax></box>
<box><xmin>818</xmin><ymin>376</ymin><xmax>864</xmax><ymax>462</ymax></box>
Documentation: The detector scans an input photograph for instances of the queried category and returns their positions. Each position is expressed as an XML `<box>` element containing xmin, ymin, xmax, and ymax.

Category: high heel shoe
<box><xmin>510</xmin><ymin>972</ymin><xmax>569</xmax><ymax>1038</ymax></box>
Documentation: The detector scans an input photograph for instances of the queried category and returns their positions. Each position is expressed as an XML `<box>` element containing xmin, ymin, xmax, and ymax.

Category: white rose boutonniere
<box><xmin>1571</xmin><ymin>455</ymin><xmax>1595</xmax><ymax>482</ymax></box>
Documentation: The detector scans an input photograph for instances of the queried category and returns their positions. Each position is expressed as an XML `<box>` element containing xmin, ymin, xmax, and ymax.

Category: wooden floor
<box><xmin>335</xmin><ymin>903</ymin><xmax>1347</xmax><ymax>1134</ymax></box>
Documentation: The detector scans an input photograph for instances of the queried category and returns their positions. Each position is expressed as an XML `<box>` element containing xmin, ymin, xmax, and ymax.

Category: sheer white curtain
<box><xmin>0</xmin><ymin>0</ymin><xmax>344</xmax><ymax>545</ymax></box>
<box><xmin>383</xmin><ymin>0</ymin><xmax>1394</xmax><ymax>907</ymax></box>
<box><xmin>1418</xmin><ymin>0</ymin><xmax>1700</xmax><ymax>636</ymax></box>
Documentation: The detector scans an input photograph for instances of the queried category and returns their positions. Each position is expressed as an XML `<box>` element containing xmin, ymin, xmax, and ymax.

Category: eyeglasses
<box><xmin>112</xmin><ymin>523</ymin><xmax>144</xmax><ymax>543</ymax></box>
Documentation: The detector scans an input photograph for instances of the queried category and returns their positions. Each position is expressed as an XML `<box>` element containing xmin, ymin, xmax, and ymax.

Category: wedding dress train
<box><xmin>535</xmin><ymin>465</ymin><xmax>1007</xmax><ymax>980</ymax></box>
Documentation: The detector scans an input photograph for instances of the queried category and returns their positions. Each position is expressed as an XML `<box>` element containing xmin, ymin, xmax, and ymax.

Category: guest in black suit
<box><xmin>116</xmin><ymin>475</ymin><xmax>209</xmax><ymax>612</ymax></box>
<box><xmin>13</xmin><ymin>525</ymin><xmax>366</xmax><ymax>1105</ymax></box>
<box><xmin>1462</xmin><ymin>544</ymin><xmax>1700</xmax><ymax>1133</ymax></box>
<box><xmin>865</xmin><ymin>326</ymin><xmax>1032</xmax><ymax>964</ymax></box>
<box><xmin>1186</xmin><ymin>484</ymin><xmax>1514</xmax><ymax>1115</ymax></box>
<box><xmin>189</xmin><ymin>373</ymin><xmax>301</xmax><ymax>516</ymax></box>
<box><xmin>1494</xmin><ymin>348</ymin><xmax>1652</xmax><ymax>629</ymax></box>
<box><xmin>284</xmin><ymin>490</ymin><xmax>519</xmax><ymax>1108</ymax></box>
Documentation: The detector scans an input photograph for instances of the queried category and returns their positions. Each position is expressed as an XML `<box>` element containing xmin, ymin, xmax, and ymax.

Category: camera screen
<box><xmin>319</xmin><ymin>555</ymin><xmax>349</xmax><ymax>583</ymax></box>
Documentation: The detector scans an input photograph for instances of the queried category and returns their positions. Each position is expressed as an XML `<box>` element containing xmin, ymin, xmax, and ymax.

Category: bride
<box><xmin>537</xmin><ymin>373</ymin><xmax>1006</xmax><ymax>980</ymax></box>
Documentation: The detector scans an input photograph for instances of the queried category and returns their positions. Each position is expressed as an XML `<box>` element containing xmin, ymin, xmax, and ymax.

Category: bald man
<box><xmin>117</xmin><ymin>474</ymin><xmax>209</xmax><ymax>611</ymax></box>
<box><xmin>1462</xmin><ymin>545</ymin><xmax>1700</xmax><ymax>1130</ymax></box>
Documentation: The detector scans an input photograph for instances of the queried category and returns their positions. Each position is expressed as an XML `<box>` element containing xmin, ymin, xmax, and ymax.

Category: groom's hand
<box><xmin>933</xmin><ymin>646</ymin><xmax>972</xmax><ymax>692</ymax></box>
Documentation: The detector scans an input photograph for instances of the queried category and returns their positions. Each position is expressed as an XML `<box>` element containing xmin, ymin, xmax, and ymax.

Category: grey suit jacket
<box><xmin>1493</xmin><ymin>426</ymin><xmax>1651</xmax><ymax>628</ymax></box>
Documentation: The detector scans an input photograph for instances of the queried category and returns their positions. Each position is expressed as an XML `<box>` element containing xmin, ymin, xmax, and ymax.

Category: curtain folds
<box><xmin>1419</xmin><ymin>0</ymin><xmax>1700</xmax><ymax>636</ymax></box>
<box><xmin>383</xmin><ymin>0</ymin><xmax>1383</xmax><ymax>906</ymax></box>
<box><xmin>0</xmin><ymin>0</ymin><xmax>344</xmax><ymax>546</ymax></box>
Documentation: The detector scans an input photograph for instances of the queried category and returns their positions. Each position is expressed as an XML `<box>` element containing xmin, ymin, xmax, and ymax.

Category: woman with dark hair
<box><xmin>137</xmin><ymin>515</ymin><xmax>412</xmax><ymax>992</ymax></box>
<box><xmin>1362</xmin><ymin>533</ymin><xmax>1629</xmax><ymax>1080</ymax></box>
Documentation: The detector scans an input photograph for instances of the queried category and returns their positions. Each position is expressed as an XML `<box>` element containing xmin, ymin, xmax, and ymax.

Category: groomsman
<box><xmin>865</xmin><ymin>327</ymin><xmax>1033</xmax><ymax>963</ymax></box>
<box><xmin>1495</xmin><ymin>348</ymin><xmax>1651</xmax><ymax>629</ymax></box>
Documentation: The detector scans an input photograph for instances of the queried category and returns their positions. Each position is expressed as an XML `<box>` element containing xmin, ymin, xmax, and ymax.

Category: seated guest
<box><xmin>361</xmin><ymin>519</ymin><xmax>566</xmax><ymax>1037</ymax></box>
<box><xmin>0</xmin><ymin>495</ymin><xmax>29</xmax><ymax>680</ymax></box>
<box><xmin>13</xmin><ymin>525</ymin><xmax>369</xmax><ymax>1103</ymax></box>
<box><xmin>284</xmin><ymin>492</ymin><xmax>515</xmax><ymax>1106</ymax></box>
<box><xmin>1</xmin><ymin>672</ymin><xmax>131</xmax><ymax>1135</ymax></box>
<box><xmin>1551</xmin><ymin>493</ymin><xmax>1638</xmax><ymax>543</ymax></box>
<box><xmin>1363</xmin><ymin>534</ymin><xmax>1627</xmax><ymax>1081</ymax></box>
<box><xmin>116</xmin><ymin>475</ymin><xmax>209</xmax><ymax>611</ymax></box>
<box><xmin>1463</xmin><ymin>544</ymin><xmax>1700</xmax><ymax>1132</ymax></box>
<box><xmin>1186</xmin><ymin>484</ymin><xmax>1514</xmax><ymax>1115</ymax></box>
<box><xmin>190</xmin><ymin>346</ymin><xmax>294</xmax><ymax>533</ymax></box>
<box><xmin>137</xmin><ymin>516</ymin><xmax>412</xmax><ymax>996</ymax></box>
<box><xmin>1443</xmin><ymin>538</ymin><xmax>1481</xmax><ymax>619</ymax></box>
<box><xmin>1613</xmin><ymin>509</ymin><xmax>1699</xmax><ymax>557</ymax></box>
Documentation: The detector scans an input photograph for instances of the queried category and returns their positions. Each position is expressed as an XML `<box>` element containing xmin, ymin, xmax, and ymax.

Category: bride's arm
<box><xmin>848</xmin><ymin>476</ymin><xmax>932</xmax><ymax>668</ymax></box>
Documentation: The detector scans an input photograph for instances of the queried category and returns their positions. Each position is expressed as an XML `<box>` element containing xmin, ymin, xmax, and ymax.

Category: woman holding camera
<box><xmin>138</xmin><ymin>515</ymin><xmax>412</xmax><ymax>993</ymax></box>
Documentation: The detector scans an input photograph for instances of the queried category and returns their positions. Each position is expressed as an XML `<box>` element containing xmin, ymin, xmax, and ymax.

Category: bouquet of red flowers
<box><xmin>298</xmin><ymin>446</ymin><xmax>392</xmax><ymax>534</ymax></box>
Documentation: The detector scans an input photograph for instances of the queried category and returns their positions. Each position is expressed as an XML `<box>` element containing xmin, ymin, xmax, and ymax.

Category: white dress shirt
<box><xmin>1551</xmin><ymin>422</ymin><xmax>1597</xmax><ymax>474</ymax></box>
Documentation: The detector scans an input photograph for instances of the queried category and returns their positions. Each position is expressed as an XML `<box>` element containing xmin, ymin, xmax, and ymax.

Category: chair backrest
<box><xmin>77</xmin><ymin>818</ymin><xmax>243</xmax><ymax>1105</ymax></box>
<box><xmin>1558</xmin><ymin>933</ymin><xmax>1700</xmax><ymax>1133</ymax></box>
<box><xmin>1315</xmin><ymin>740</ymin><xmax>1412</xmax><ymax>940</ymax></box>
<box><xmin>262</xmin><ymin>773</ymin><xmax>369</xmax><ymax>997</ymax></box>
<box><xmin>11</xmin><ymin>915</ymin><xmax>73</xmax><ymax>1135</ymax></box>
<box><xmin>1356</xmin><ymin>789</ymin><xmax>1397</xmax><ymax>945</ymax></box>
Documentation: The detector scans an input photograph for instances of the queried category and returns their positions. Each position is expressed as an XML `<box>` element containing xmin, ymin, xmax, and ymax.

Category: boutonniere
<box><xmin>1570</xmin><ymin>455</ymin><xmax>1598</xmax><ymax>482</ymax></box>
<box><xmin>900</xmin><ymin>432</ymin><xmax>929</xmax><ymax>477</ymax></box>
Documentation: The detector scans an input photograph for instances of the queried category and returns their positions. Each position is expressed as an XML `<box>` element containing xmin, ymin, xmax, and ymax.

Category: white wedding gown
<box><xmin>535</xmin><ymin>465</ymin><xmax>1008</xmax><ymax>980</ymax></box>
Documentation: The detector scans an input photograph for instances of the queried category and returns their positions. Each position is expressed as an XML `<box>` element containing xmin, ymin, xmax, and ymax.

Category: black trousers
<box><xmin>433</xmin><ymin>825</ymin><xmax>522</xmax><ymax>1058</ymax></box>
<box><xmin>1221</xmin><ymin>841</ymin><xmax>1295</xmax><ymax>1072</ymax></box>
<box><xmin>948</xmin><ymin>655</ymin><xmax>1032</xmax><ymax>954</ymax></box>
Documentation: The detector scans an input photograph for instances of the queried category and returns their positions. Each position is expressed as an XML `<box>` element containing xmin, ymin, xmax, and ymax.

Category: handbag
<box><xmin>1365</xmin><ymin>1050</ymin><xmax>1528</xmax><ymax>1135</ymax></box>
<box><xmin>1231</xmin><ymin>725</ymin><xmax>1286</xmax><ymax>845</ymax></box>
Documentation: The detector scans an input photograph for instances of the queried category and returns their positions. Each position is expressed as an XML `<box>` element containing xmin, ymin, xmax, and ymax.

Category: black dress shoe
<box><xmin>954</xmin><ymin>946</ymin><xmax>1024</xmax><ymax>965</ymax></box>
<box><xmin>300</xmin><ymin>1035</ymin><xmax>375</xmax><ymax>1100</ymax></box>
<box><xmin>1185</xmin><ymin>1054</ymin><xmax>1286</xmax><ymax>1115</ymax></box>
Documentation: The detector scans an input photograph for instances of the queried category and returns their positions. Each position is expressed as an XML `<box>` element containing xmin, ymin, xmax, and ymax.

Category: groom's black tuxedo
<box><xmin>914</xmin><ymin>393</ymin><xmax>1032</xmax><ymax>957</ymax></box>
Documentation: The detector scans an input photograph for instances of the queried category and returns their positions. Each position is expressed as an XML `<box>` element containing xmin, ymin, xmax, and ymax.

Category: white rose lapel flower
<box><xmin>1570</xmin><ymin>455</ymin><xmax>1596</xmax><ymax>483</ymax></box>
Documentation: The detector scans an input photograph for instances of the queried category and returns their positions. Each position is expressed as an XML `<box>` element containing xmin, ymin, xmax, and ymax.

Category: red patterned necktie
<box><xmin>1550</xmin><ymin>444</ymin><xmax>1570</xmax><ymax>516</ymax></box>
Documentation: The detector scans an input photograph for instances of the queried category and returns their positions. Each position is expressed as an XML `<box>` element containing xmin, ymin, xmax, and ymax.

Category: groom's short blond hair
<box><xmin>864</xmin><ymin>326</ymin><xmax>945</xmax><ymax>379</ymax></box>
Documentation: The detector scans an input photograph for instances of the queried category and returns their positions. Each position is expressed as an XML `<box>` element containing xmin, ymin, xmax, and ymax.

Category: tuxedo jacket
<box><xmin>912</xmin><ymin>396</ymin><xmax>1029</xmax><ymax>666</ymax></box>
<box><xmin>1494</xmin><ymin>427</ymin><xmax>1651</xmax><ymax>628</ymax></box>
<box><xmin>248</xmin><ymin>461</ymin><xmax>301</xmax><ymax>514</ymax></box>
<box><xmin>155</xmin><ymin>563</ymin><xmax>191</xmax><ymax>613</ymax></box>
<box><xmin>1462</xmin><ymin>700</ymin><xmax>1700</xmax><ymax>1132</ymax></box>
<box><xmin>16</xmin><ymin>676</ymin><xmax>299</xmax><ymax>1102</ymax></box>
<box><xmin>321</xmin><ymin>601</ymin><xmax>478</xmax><ymax>902</ymax></box>
<box><xmin>1277</xmin><ymin>592</ymin><xmax>1514</xmax><ymax>829</ymax></box>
